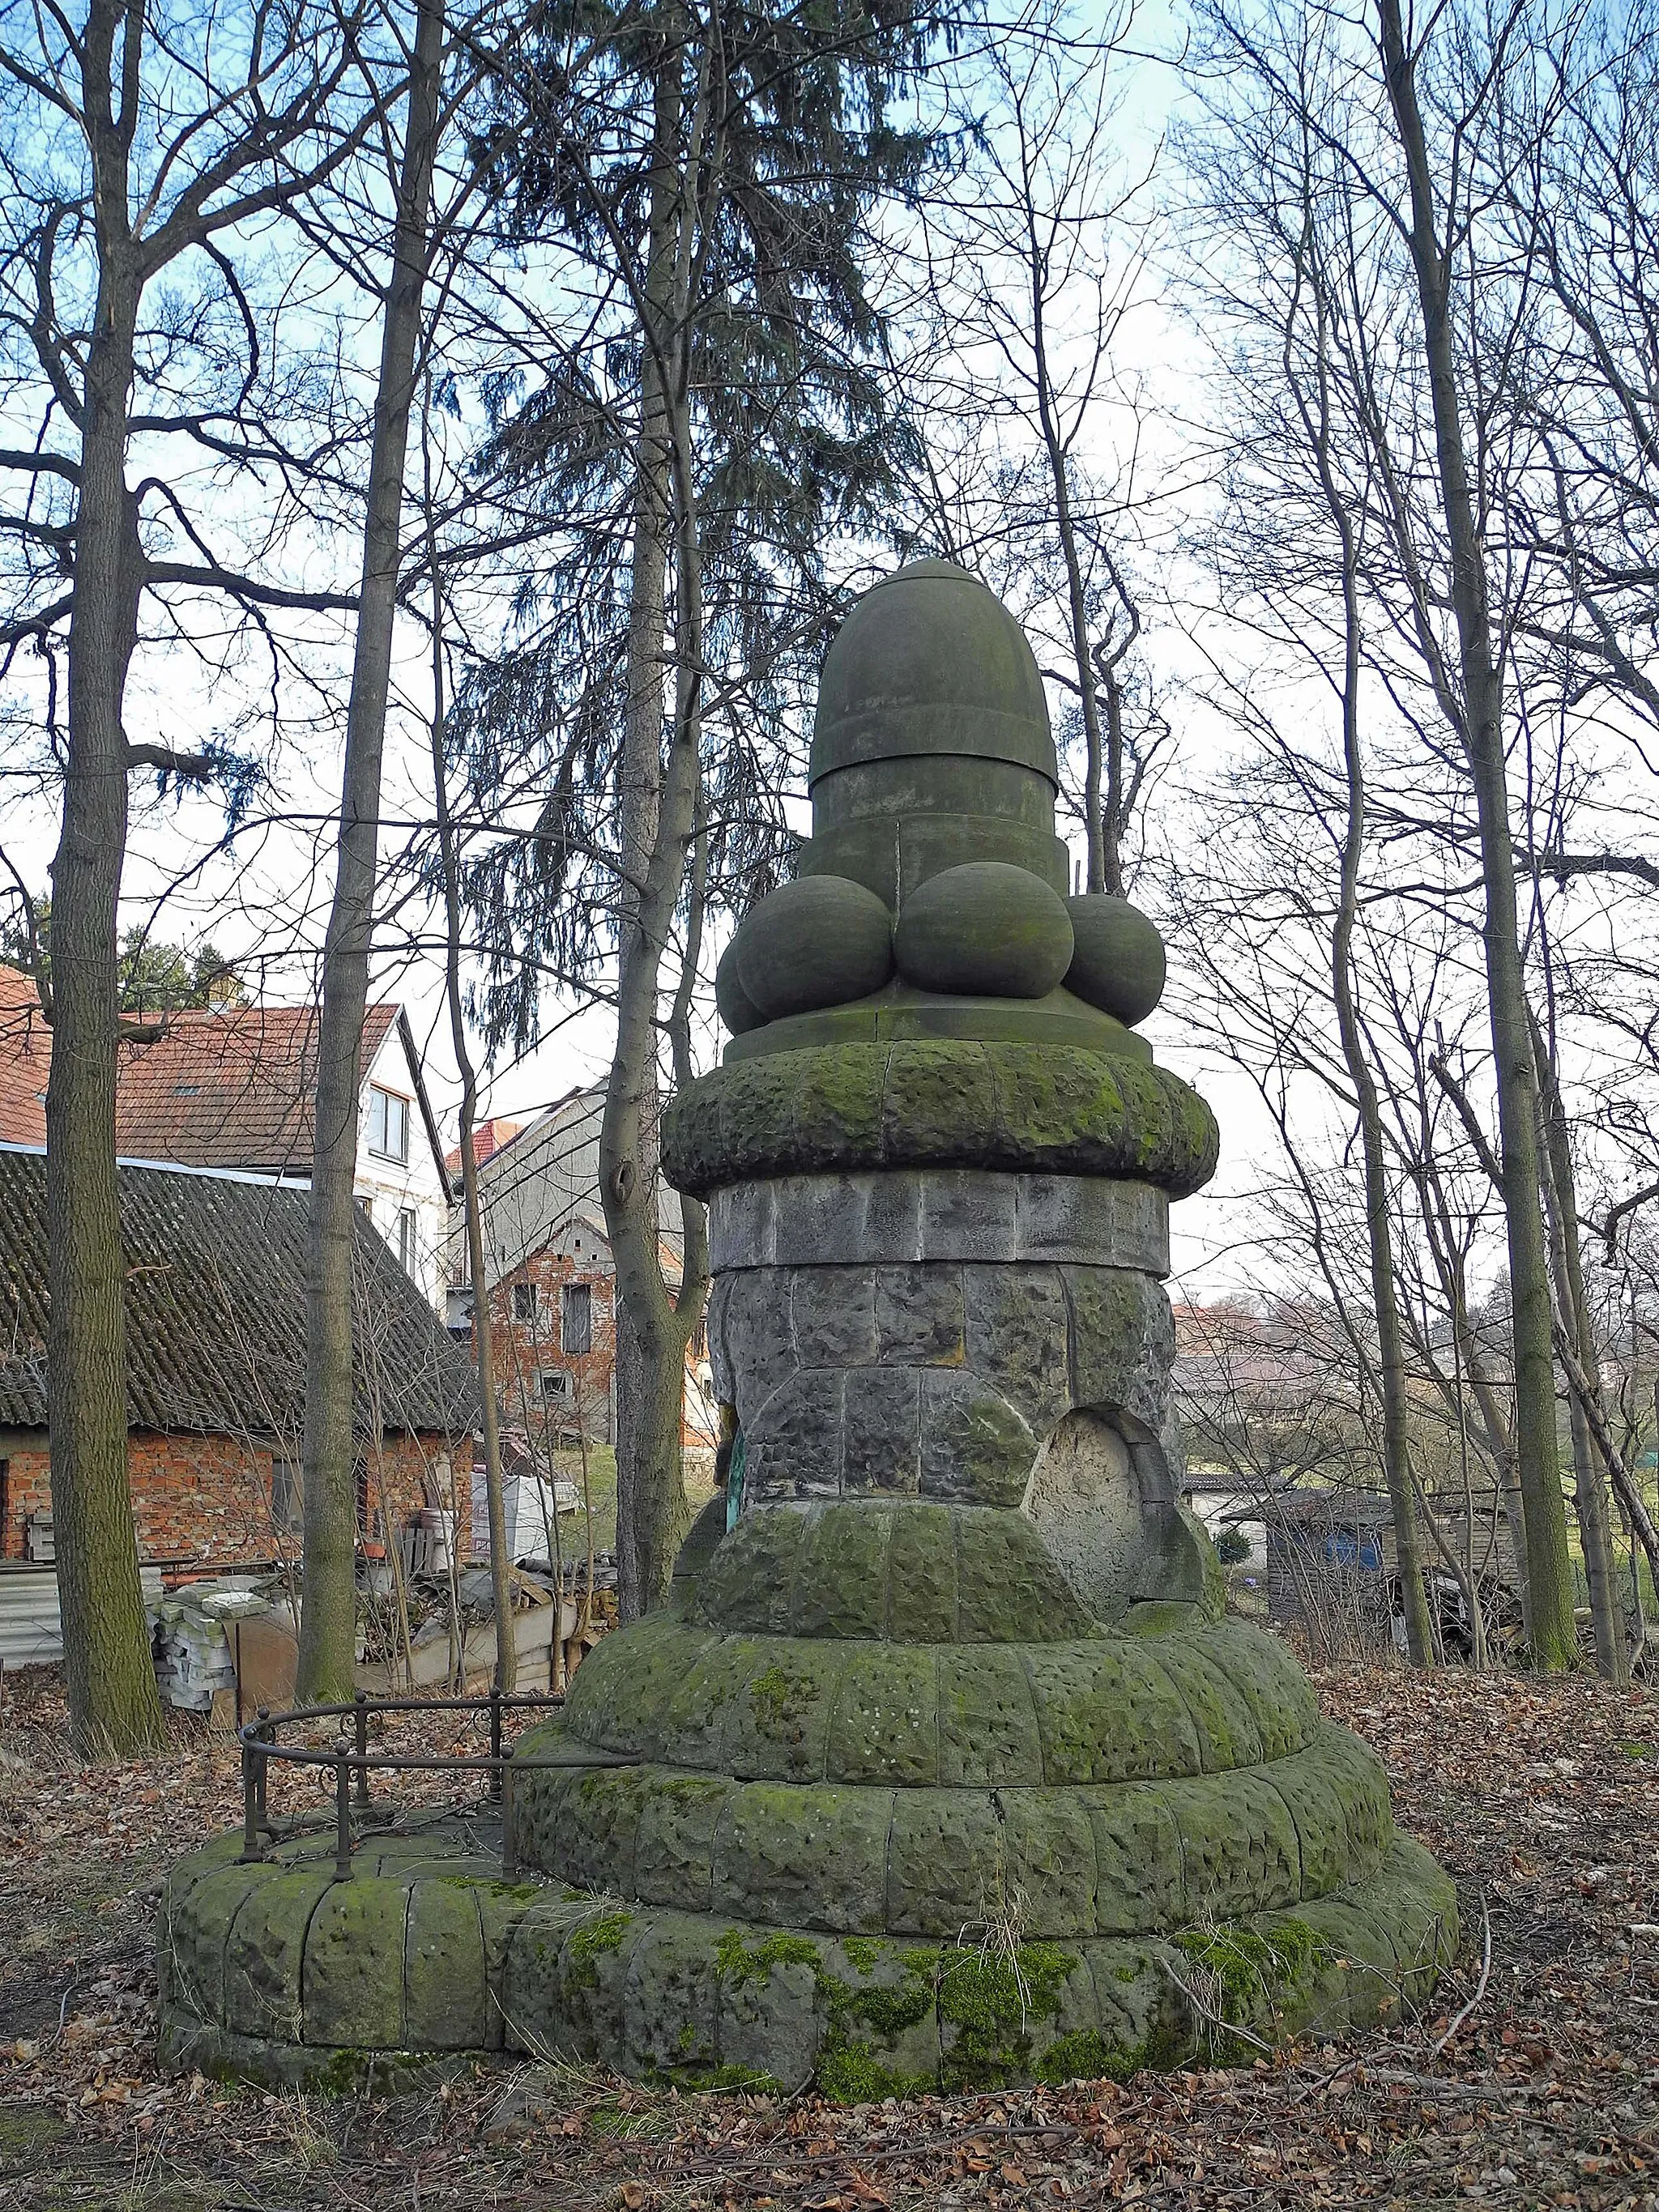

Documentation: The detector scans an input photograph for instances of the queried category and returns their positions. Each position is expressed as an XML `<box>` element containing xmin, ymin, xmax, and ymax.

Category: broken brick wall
<box><xmin>0</xmin><ymin>1428</ymin><xmax>471</xmax><ymax>1566</ymax></box>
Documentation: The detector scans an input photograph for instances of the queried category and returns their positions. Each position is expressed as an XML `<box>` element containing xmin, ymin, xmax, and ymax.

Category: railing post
<box><xmin>488</xmin><ymin>1682</ymin><xmax>502</xmax><ymax>1802</ymax></box>
<box><xmin>353</xmin><ymin>1691</ymin><xmax>371</xmax><ymax>1813</ymax></box>
<box><xmin>333</xmin><ymin>1736</ymin><xmax>353</xmax><ymax>1882</ymax></box>
<box><xmin>239</xmin><ymin>1735</ymin><xmax>262</xmax><ymax>1862</ymax></box>
<box><xmin>254</xmin><ymin>1707</ymin><xmax>271</xmax><ymax>1836</ymax></box>
<box><xmin>500</xmin><ymin>1745</ymin><xmax>517</xmax><ymax>1879</ymax></box>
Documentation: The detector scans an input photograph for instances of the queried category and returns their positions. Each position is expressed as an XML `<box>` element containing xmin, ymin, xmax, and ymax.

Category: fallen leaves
<box><xmin>5</xmin><ymin>1654</ymin><xmax>1659</xmax><ymax>2207</ymax></box>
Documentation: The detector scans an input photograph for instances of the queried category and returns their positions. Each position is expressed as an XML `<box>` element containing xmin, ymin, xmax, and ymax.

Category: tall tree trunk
<box><xmin>1377</xmin><ymin>0</ymin><xmax>1577</xmax><ymax>1668</ymax></box>
<box><xmin>422</xmin><ymin>493</ymin><xmax>513</xmax><ymax>1681</ymax></box>
<box><xmin>424</xmin><ymin>479</ymin><xmax>515</xmax><ymax>1686</ymax></box>
<box><xmin>604</xmin><ymin>46</ymin><xmax>693</xmax><ymax>1624</ymax></box>
<box><xmin>1531</xmin><ymin>1014</ymin><xmax>1623</xmax><ymax>1680</ymax></box>
<box><xmin>1026</xmin><ymin>231</ymin><xmax>1109</xmax><ymax>895</ymax></box>
<box><xmin>298</xmin><ymin>0</ymin><xmax>446</xmax><ymax>1699</ymax></box>
<box><xmin>1304</xmin><ymin>248</ymin><xmax>1436</xmax><ymax>1666</ymax></box>
<box><xmin>48</xmin><ymin>219</ymin><xmax>164</xmax><ymax>1751</ymax></box>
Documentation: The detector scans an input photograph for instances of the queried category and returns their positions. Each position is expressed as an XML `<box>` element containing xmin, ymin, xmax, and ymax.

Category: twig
<box><xmin>1432</xmin><ymin>1895</ymin><xmax>1492</xmax><ymax>2056</ymax></box>
<box><xmin>1156</xmin><ymin>1956</ymin><xmax>1276</xmax><ymax>2057</ymax></box>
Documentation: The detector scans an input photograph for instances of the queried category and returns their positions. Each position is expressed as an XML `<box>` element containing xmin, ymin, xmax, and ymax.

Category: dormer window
<box><xmin>367</xmin><ymin>1085</ymin><xmax>409</xmax><ymax>1162</ymax></box>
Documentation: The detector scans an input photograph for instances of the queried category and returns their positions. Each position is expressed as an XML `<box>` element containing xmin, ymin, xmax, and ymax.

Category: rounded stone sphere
<box><xmin>714</xmin><ymin>937</ymin><xmax>765</xmax><ymax>1035</ymax></box>
<box><xmin>735</xmin><ymin>876</ymin><xmax>894</xmax><ymax>1022</ymax></box>
<box><xmin>1064</xmin><ymin>894</ymin><xmax>1166</xmax><ymax>1025</ymax></box>
<box><xmin>811</xmin><ymin>560</ymin><xmax>1058</xmax><ymax>789</ymax></box>
<box><xmin>894</xmin><ymin>862</ymin><xmax>1074</xmax><ymax>999</ymax></box>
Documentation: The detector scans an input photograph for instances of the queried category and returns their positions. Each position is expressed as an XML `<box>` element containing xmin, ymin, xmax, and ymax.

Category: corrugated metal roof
<box><xmin>0</xmin><ymin>1150</ymin><xmax>478</xmax><ymax>1438</ymax></box>
<box><xmin>0</xmin><ymin>1563</ymin><xmax>164</xmax><ymax>1668</ymax></box>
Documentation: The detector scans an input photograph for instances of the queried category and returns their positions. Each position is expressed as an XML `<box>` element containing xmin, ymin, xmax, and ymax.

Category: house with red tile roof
<box><xmin>0</xmin><ymin>967</ymin><xmax>450</xmax><ymax>1307</ymax></box>
<box><xmin>0</xmin><ymin>966</ymin><xmax>50</xmax><ymax>1147</ymax></box>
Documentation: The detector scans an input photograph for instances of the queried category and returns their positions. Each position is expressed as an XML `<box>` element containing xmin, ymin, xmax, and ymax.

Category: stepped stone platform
<box><xmin>159</xmin><ymin>1500</ymin><xmax>1453</xmax><ymax>2095</ymax></box>
<box><xmin>157</xmin><ymin>560</ymin><xmax>1455</xmax><ymax>2095</ymax></box>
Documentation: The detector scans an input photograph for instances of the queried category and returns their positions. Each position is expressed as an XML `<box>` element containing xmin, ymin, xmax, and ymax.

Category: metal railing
<box><xmin>237</xmin><ymin>1686</ymin><xmax>633</xmax><ymax>1885</ymax></box>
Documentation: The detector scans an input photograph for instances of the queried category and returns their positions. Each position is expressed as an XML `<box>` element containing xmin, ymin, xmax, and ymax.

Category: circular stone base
<box><xmin>158</xmin><ymin>1817</ymin><xmax>1456</xmax><ymax>2096</ymax></box>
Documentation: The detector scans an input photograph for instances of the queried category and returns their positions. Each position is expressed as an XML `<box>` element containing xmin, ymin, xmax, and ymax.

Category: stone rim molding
<box><xmin>661</xmin><ymin>1041</ymin><xmax>1220</xmax><ymax>1203</ymax></box>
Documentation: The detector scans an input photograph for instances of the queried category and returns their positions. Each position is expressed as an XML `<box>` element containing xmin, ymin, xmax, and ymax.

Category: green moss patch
<box><xmin>1173</xmin><ymin>1916</ymin><xmax>1331</xmax><ymax>2060</ymax></box>
<box><xmin>936</xmin><ymin>1940</ymin><xmax>1080</xmax><ymax>2091</ymax></box>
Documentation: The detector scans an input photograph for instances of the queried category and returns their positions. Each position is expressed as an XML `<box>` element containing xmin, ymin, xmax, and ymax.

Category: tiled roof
<box><xmin>0</xmin><ymin>968</ymin><xmax>49</xmax><ymax>1146</ymax></box>
<box><xmin>442</xmin><ymin>1118</ymin><xmax>522</xmax><ymax>1182</ymax></box>
<box><xmin>0</xmin><ymin>978</ymin><xmax>404</xmax><ymax>1174</ymax></box>
<box><xmin>0</xmin><ymin>1149</ymin><xmax>477</xmax><ymax>1439</ymax></box>
<box><xmin>113</xmin><ymin>1004</ymin><xmax>400</xmax><ymax>1173</ymax></box>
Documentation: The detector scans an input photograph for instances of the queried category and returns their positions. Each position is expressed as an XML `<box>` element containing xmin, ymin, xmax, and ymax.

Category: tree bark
<box><xmin>47</xmin><ymin>177</ymin><xmax>164</xmax><ymax>1750</ymax></box>
<box><xmin>424</xmin><ymin>472</ymin><xmax>515</xmax><ymax>1686</ymax></box>
<box><xmin>1531</xmin><ymin>1013</ymin><xmax>1623</xmax><ymax>1680</ymax></box>
<box><xmin>1376</xmin><ymin>0</ymin><xmax>1577</xmax><ymax>1668</ymax></box>
<box><xmin>1299</xmin><ymin>219</ymin><xmax>1436</xmax><ymax>1666</ymax></box>
<box><xmin>298</xmin><ymin>0</ymin><xmax>446</xmax><ymax>1700</ymax></box>
<box><xmin>604</xmin><ymin>42</ymin><xmax>696</xmax><ymax>1624</ymax></box>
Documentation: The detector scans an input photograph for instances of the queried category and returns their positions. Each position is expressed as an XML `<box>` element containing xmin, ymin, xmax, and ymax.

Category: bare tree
<box><xmin>0</xmin><ymin>0</ymin><xmax>386</xmax><ymax>1745</ymax></box>
<box><xmin>298</xmin><ymin>0</ymin><xmax>452</xmax><ymax>1701</ymax></box>
<box><xmin>1182</xmin><ymin>0</ymin><xmax>1583</xmax><ymax>1665</ymax></box>
<box><xmin>906</xmin><ymin>8</ymin><xmax>1170</xmax><ymax>890</ymax></box>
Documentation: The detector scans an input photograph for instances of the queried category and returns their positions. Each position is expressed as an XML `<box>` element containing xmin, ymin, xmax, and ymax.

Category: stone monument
<box><xmin>158</xmin><ymin>560</ymin><xmax>1455</xmax><ymax>2095</ymax></box>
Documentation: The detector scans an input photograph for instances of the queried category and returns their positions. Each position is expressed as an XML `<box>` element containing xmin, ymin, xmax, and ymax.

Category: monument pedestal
<box><xmin>157</xmin><ymin>562</ymin><xmax>1455</xmax><ymax>2094</ymax></box>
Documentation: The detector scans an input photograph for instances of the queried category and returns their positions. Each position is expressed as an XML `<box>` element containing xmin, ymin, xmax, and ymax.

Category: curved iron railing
<box><xmin>237</xmin><ymin>1686</ymin><xmax>632</xmax><ymax>1883</ymax></box>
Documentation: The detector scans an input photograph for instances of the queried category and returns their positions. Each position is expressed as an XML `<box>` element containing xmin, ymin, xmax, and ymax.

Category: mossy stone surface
<box><xmin>224</xmin><ymin>1869</ymin><xmax>332</xmax><ymax>2042</ymax></box>
<box><xmin>995</xmin><ymin>1788</ymin><xmax>1102</xmax><ymax>1935</ymax></box>
<box><xmin>885</xmin><ymin>1503</ymin><xmax>959</xmax><ymax>1639</ymax></box>
<box><xmin>160</xmin><ymin>1861</ymin><xmax>277</xmax><ymax>2034</ymax></box>
<box><xmin>936</xmin><ymin>1644</ymin><xmax>1045</xmax><ymax>1786</ymax></box>
<box><xmin>810</xmin><ymin>560</ymin><xmax>1056</xmax><ymax>786</ymax></box>
<box><xmin>302</xmin><ymin>1877</ymin><xmax>409</xmax><ymax>2049</ymax></box>
<box><xmin>633</xmin><ymin>1774</ymin><xmax>736</xmax><ymax>1912</ymax></box>
<box><xmin>1162</xmin><ymin>1770</ymin><xmax>1303</xmax><ymax>1924</ymax></box>
<box><xmin>885</xmin><ymin>1790</ymin><xmax>1006</xmax><ymax>1935</ymax></box>
<box><xmin>557</xmin><ymin>1766</ymin><xmax>655</xmax><ymax>1895</ymax></box>
<box><xmin>1064</xmin><ymin>896</ymin><xmax>1166</xmax><ymax>1027</ymax></box>
<box><xmin>160</xmin><ymin>1808</ymin><xmax>1456</xmax><ymax>2093</ymax></box>
<box><xmin>686</xmin><ymin>1502</ymin><xmax>1097</xmax><ymax>1645</ymax></box>
<box><xmin>827</xmin><ymin>1642</ymin><xmax>937</xmax><ymax>1784</ymax></box>
<box><xmin>723</xmin><ymin>1643</ymin><xmax>847</xmax><ymax>1782</ymax></box>
<box><xmin>736</xmin><ymin>876</ymin><xmax>894</xmax><ymax>1023</ymax></box>
<box><xmin>1084</xmin><ymin>1786</ymin><xmax>1185</xmax><ymax>1936</ymax></box>
<box><xmin>1024</xmin><ymin>1642</ymin><xmax>1204</xmax><ymax>1784</ymax></box>
<box><xmin>712</xmin><ymin>1784</ymin><xmax>894</xmax><ymax>1932</ymax></box>
<box><xmin>1149</xmin><ymin>1639</ymin><xmax>1265</xmax><ymax>1771</ymax></box>
<box><xmin>893</xmin><ymin>863</ymin><xmax>1074</xmax><ymax>1000</ymax></box>
<box><xmin>662</xmin><ymin>1042</ymin><xmax>1218</xmax><ymax>1199</ymax></box>
<box><xmin>716</xmin><ymin>937</ymin><xmax>765</xmax><ymax>1035</ymax></box>
<box><xmin>406</xmin><ymin>1880</ymin><xmax>493</xmax><ymax>2050</ymax></box>
<box><xmin>624</xmin><ymin>1917</ymin><xmax>724</xmax><ymax>2076</ymax></box>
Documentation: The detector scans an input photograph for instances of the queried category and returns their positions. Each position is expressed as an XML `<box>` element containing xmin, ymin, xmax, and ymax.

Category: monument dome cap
<box><xmin>810</xmin><ymin>560</ymin><xmax>1056</xmax><ymax>789</ymax></box>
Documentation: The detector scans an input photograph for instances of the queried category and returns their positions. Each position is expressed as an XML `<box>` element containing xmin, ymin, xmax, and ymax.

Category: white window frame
<box><xmin>367</xmin><ymin>1084</ymin><xmax>410</xmax><ymax>1163</ymax></box>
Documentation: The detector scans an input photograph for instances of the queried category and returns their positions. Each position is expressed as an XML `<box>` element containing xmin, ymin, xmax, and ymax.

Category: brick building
<box><xmin>0</xmin><ymin>1148</ymin><xmax>477</xmax><ymax>1570</ymax></box>
<box><xmin>446</xmin><ymin>1093</ymin><xmax>716</xmax><ymax>1455</ymax></box>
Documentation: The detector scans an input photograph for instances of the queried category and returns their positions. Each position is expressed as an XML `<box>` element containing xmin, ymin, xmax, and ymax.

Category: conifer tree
<box><xmin>451</xmin><ymin>0</ymin><xmax>957</xmax><ymax>1613</ymax></box>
